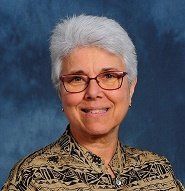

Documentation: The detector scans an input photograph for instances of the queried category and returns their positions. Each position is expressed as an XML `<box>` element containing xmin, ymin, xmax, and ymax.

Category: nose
<box><xmin>84</xmin><ymin>79</ymin><xmax>103</xmax><ymax>100</ymax></box>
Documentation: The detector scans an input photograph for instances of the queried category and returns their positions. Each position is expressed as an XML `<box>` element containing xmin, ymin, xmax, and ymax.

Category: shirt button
<box><xmin>116</xmin><ymin>179</ymin><xmax>122</xmax><ymax>186</ymax></box>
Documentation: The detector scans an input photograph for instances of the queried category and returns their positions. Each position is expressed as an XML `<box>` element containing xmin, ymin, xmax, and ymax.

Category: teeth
<box><xmin>82</xmin><ymin>108</ymin><xmax>108</xmax><ymax>114</ymax></box>
<box><xmin>90</xmin><ymin>109</ymin><xmax>107</xmax><ymax>114</ymax></box>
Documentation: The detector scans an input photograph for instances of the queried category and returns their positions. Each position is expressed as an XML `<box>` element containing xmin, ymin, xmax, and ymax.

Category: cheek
<box><xmin>108</xmin><ymin>87</ymin><xmax>130</xmax><ymax>105</ymax></box>
<box><xmin>61</xmin><ymin>93</ymin><xmax>83</xmax><ymax>122</ymax></box>
<box><xmin>61</xmin><ymin>92</ymin><xmax>83</xmax><ymax>108</ymax></box>
<box><xmin>111</xmin><ymin>88</ymin><xmax>130</xmax><ymax>121</ymax></box>
<box><xmin>108</xmin><ymin>87</ymin><xmax>130</xmax><ymax>120</ymax></box>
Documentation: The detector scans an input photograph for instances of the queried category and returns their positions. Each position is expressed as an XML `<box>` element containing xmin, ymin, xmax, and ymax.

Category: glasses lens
<box><xmin>97</xmin><ymin>72</ymin><xmax>125</xmax><ymax>90</ymax></box>
<box><xmin>60</xmin><ymin>72</ymin><xmax>127</xmax><ymax>93</ymax></box>
<box><xmin>62</xmin><ymin>75</ymin><xmax>88</xmax><ymax>93</ymax></box>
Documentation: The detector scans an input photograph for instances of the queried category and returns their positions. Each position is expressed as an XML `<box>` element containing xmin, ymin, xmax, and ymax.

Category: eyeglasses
<box><xmin>60</xmin><ymin>71</ymin><xmax>127</xmax><ymax>93</ymax></box>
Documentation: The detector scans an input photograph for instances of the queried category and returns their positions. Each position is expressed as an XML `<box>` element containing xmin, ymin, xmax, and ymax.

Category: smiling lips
<box><xmin>81</xmin><ymin>108</ymin><xmax>109</xmax><ymax>114</ymax></box>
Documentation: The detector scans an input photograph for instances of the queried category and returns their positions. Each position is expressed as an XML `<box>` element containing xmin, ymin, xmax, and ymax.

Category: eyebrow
<box><xmin>67</xmin><ymin>70</ymin><xmax>86</xmax><ymax>75</ymax></box>
<box><xmin>66</xmin><ymin>67</ymin><xmax>122</xmax><ymax>75</ymax></box>
<box><xmin>101</xmin><ymin>67</ymin><xmax>121</xmax><ymax>72</ymax></box>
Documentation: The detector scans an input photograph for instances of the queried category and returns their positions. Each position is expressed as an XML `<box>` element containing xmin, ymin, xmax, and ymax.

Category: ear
<box><xmin>129</xmin><ymin>78</ymin><xmax>137</xmax><ymax>106</ymax></box>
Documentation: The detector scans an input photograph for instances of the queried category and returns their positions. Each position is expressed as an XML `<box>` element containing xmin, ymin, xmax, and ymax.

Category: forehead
<box><xmin>61</xmin><ymin>46</ymin><xmax>125</xmax><ymax>74</ymax></box>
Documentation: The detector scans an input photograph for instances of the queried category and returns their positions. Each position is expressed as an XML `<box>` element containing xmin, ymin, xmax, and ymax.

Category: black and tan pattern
<box><xmin>2</xmin><ymin>127</ymin><xmax>184</xmax><ymax>191</ymax></box>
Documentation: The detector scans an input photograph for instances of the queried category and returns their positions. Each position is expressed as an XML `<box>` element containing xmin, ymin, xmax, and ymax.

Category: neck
<box><xmin>70</xmin><ymin>126</ymin><xmax>119</xmax><ymax>165</ymax></box>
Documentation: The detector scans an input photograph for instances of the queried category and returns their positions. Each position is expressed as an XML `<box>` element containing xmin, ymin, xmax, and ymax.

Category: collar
<box><xmin>58</xmin><ymin>126</ymin><xmax>126</xmax><ymax>174</ymax></box>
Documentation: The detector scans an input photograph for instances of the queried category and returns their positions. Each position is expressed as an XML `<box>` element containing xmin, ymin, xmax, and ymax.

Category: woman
<box><xmin>2</xmin><ymin>15</ymin><xmax>184</xmax><ymax>190</ymax></box>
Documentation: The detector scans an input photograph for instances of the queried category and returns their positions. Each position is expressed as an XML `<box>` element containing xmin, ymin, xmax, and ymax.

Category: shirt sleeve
<box><xmin>1</xmin><ymin>163</ymin><xmax>36</xmax><ymax>191</ymax></box>
<box><xmin>162</xmin><ymin>156</ymin><xmax>185</xmax><ymax>191</ymax></box>
<box><xmin>2</xmin><ymin>178</ymin><xmax>36</xmax><ymax>191</ymax></box>
<box><xmin>176</xmin><ymin>179</ymin><xmax>185</xmax><ymax>191</ymax></box>
<box><xmin>2</xmin><ymin>163</ymin><xmax>19</xmax><ymax>191</ymax></box>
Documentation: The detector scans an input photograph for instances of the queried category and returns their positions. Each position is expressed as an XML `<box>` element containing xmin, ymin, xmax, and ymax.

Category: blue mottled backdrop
<box><xmin>0</xmin><ymin>0</ymin><xmax>185</xmax><ymax>186</ymax></box>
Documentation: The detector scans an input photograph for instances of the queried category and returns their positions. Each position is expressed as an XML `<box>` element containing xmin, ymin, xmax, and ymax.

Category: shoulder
<box><xmin>2</xmin><ymin>138</ymin><xmax>63</xmax><ymax>190</ymax></box>
<box><xmin>123</xmin><ymin>145</ymin><xmax>185</xmax><ymax>190</ymax></box>
<box><xmin>123</xmin><ymin>145</ymin><xmax>174</xmax><ymax>180</ymax></box>
<box><xmin>124</xmin><ymin>145</ymin><xmax>170</xmax><ymax>165</ymax></box>
<box><xmin>16</xmin><ymin>139</ymin><xmax>62</xmax><ymax>170</ymax></box>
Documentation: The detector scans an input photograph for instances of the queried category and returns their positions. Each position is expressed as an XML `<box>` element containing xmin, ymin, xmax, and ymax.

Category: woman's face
<box><xmin>59</xmin><ymin>47</ymin><xmax>136</xmax><ymax>138</ymax></box>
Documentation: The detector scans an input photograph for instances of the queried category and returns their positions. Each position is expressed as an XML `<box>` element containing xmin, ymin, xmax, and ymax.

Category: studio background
<box><xmin>0</xmin><ymin>0</ymin><xmax>185</xmax><ymax>187</ymax></box>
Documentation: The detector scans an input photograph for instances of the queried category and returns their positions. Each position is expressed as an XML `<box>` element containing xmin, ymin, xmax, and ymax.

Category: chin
<box><xmin>82</xmin><ymin>123</ymin><xmax>117</xmax><ymax>136</ymax></box>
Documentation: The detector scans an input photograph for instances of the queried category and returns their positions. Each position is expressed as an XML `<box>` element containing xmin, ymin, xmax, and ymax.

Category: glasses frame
<box><xmin>59</xmin><ymin>71</ymin><xmax>127</xmax><ymax>93</ymax></box>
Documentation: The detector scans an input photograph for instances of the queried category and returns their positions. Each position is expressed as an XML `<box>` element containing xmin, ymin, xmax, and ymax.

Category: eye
<box><xmin>104</xmin><ymin>73</ymin><xmax>116</xmax><ymax>78</ymax></box>
<box><xmin>102</xmin><ymin>72</ymin><xmax>118</xmax><ymax>79</ymax></box>
<box><xmin>64</xmin><ymin>75</ymin><xmax>87</xmax><ymax>84</ymax></box>
<box><xmin>71</xmin><ymin>76</ymin><xmax>83</xmax><ymax>82</ymax></box>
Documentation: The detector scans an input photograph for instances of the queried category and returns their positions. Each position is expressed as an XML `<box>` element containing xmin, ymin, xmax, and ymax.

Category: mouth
<box><xmin>81</xmin><ymin>108</ymin><xmax>109</xmax><ymax>114</ymax></box>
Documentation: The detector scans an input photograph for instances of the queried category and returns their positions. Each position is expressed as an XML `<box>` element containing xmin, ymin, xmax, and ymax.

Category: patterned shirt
<box><xmin>2</xmin><ymin>127</ymin><xmax>184</xmax><ymax>191</ymax></box>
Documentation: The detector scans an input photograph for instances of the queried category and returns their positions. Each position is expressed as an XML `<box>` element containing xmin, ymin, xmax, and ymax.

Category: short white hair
<box><xmin>50</xmin><ymin>15</ymin><xmax>137</xmax><ymax>89</ymax></box>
